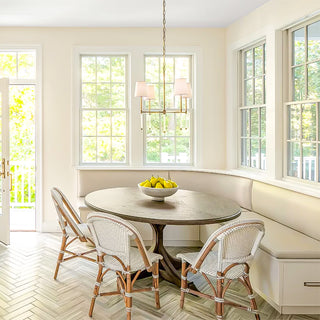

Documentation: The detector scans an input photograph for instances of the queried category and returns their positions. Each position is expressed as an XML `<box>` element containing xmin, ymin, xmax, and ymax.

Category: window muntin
<box><xmin>287</xmin><ymin>18</ymin><xmax>320</xmax><ymax>182</ymax></box>
<box><xmin>240</xmin><ymin>43</ymin><xmax>266</xmax><ymax>170</ymax></box>
<box><xmin>80</xmin><ymin>55</ymin><xmax>127</xmax><ymax>164</ymax></box>
<box><xmin>144</xmin><ymin>55</ymin><xmax>193</xmax><ymax>165</ymax></box>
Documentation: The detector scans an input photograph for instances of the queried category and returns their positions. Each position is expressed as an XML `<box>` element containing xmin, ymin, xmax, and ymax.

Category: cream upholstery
<box><xmin>252</xmin><ymin>181</ymin><xmax>320</xmax><ymax>241</ymax></box>
<box><xmin>240</xmin><ymin>211</ymin><xmax>320</xmax><ymax>259</ymax></box>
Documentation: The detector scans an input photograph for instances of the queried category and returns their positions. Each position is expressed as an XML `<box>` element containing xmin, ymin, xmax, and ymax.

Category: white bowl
<box><xmin>138</xmin><ymin>184</ymin><xmax>179</xmax><ymax>201</ymax></box>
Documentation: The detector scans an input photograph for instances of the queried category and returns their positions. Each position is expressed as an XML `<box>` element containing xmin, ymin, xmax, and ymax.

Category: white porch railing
<box><xmin>10</xmin><ymin>160</ymin><xmax>35</xmax><ymax>209</ymax></box>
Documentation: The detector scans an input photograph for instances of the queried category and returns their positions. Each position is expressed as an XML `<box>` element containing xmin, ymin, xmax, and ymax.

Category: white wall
<box><xmin>0</xmin><ymin>27</ymin><xmax>226</xmax><ymax>231</ymax></box>
<box><xmin>225</xmin><ymin>0</ymin><xmax>320</xmax><ymax>178</ymax></box>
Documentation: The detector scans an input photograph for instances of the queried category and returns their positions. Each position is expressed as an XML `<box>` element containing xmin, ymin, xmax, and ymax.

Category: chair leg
<box><xmin>152</xmin><ymin>261</ymin><xmax>160</xmax><ymax>309</ymax></box>
<box><xmin>89</xmin><ymin>256</ymin><xmax>103</xmax><ymax>317</ymax></box>
<box><xmin>242</xmin><ymin>274</ymin><xmax>260</xmax><ymax>320</ymax></box>
<box><xmin>215</xmin><ymin>273</ymin><xmax>224</xmax><ymax>320</ymax></box>
<box><xmin>180</xmin><ymin>261</ymin><xmax>188</xmax><ymax>309</ymax></box>
<box><xmin>126</xmin><ymin>272</ymin><xmax>132</xmax><ymax>320</ymax></box>
<box><xmin>54</xmin><ymin>234</ymin><xmax>67</xmax><ymax>280</ymax></box>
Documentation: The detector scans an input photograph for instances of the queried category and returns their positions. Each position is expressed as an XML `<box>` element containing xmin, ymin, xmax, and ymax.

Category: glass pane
<box><xmin>146</xmin><ymin>137</ymin><xmax>160</xmax><ymax>163</ymax></box>
<box><xmin>160</xmin><ymin>57</ymin><xmax>174</xmax><ymax>82</ymax></box>
<box><xmin>254</xmin><ymin>46</ymin><xmax>264</xmax><ymax>76</ymax></box>
<box><xmin>149</xmin><ymin>84</ymin><xmax>161</xmax><ymax>110</ymax></box>
<box><xmin>145</xmin><ymin>57</ymin><xmax>159</xmax><ymax>83</ymax></box>
<box><xmin>260</xmin><ymin>107</ymin><xmax>266</xmax><ymax>138</ymax></box>
<box><xmin>288</xmin><ymin>105</ymin><xmax>300</xmax><ymax>140</ymax></box>
<box><xmin>97</xmin><ymin>57</ymin><xmax>110</xmax><ymax>82</ymax></box>
<box><xmin>111</xmin><ymin>57</ymin><xmax>125</xmax><ymax>83</ymax></box>
<box><xmin>251</xmin><ymin>139</ymin><xmax>259</xmax><ymax>168</ymax></box>
<box><xmin>81</xmin><ymin>56</ymin><xmax>96</xmax><ymax>82</ymax></box>
<box><xmin>250</xmin><ymin>108</ymin><xmax>259</xmax><ymax>137</ymax></box>
<box><xmin>112</xmin><ymin>111</ymin><xmax>126</xmax><ymax>136</ymax></box>
<box><xmin>161</xmin><ymin>114</ymin><xmax>175</xmax><ymax>136</ymax></box>
<box><xmin>161</xmin><ymin>138</ymin><xmax>175</xmax><ymax>163</ymax></box>
<box><xmin>18</xmin><ymin>52</ymin><xmax>36</xmax><ymax>79</ymax></box>
<box><xmin>97</xmin><ymin>137</ymin><xmax>111</xmax><ymax>162</ymax></box>
<box><xmin>244</xmin><ymin>79</ymin><xmax>253</xmax><ymax>106</ymax></box>
<box><xmin>82</xmin><ymin>84</ymin><xmax>96</xmax><ymax>108</ymax></box>
<box><xmin>244</xmin><ymin>50</ymin><xmax>253</xmax><ymax>78</ymax></box>
<box><xmin>176</xmin><ymin>113</ymin><xmax>190</xmax><ymax>136</ymax></box>
<box><xmin>112</xmin><ymin>137</ymin><xmax>126</xmax><ymax>163</ymax></box>
<box><xmin>307</xmin><ymin>20</ymin><xmax>320</xmax><ymax>62</ymax></box>
<box><xmin>293</xmin><ymin>27</ymin><xmax>305</xmax><ymax>65</ymax></box>
<box><xmin>175</xmin><ymin>57</ymin><xmax>189</xmax><ymax>80</ymax></box>
<box><xmin>97</xmin><ymin>84</ymin><xmax>111</xmax><ymax>108</ymax></box>
<box><xmin>254</xmin><ymin>77</ymin><xmax>263</xmax><ymax>105</ymax></box>
<box><xmin>241</xmin><ymin>138</ymin><xmax>250</xmax><ymax>166</ymax></box>
<box><xmin>97</xmin><ymin>110</ymin><xmax>111</xmax><ymax>136</ymax></box>
<box><xmin>82</xmin><ymin>137</ymin><xmax>96</xmax><ymax>162</ymax></box>
<box><xmin>287</xmin><ymin>142</ymin><xmax>300</xmax><ymax>178</ymax></box>
<box><xmin>146</xmin><ymin>113</ymin><xmax>160</xmax><ymax>136</ymax></box>
<box><xmin>302</xmin><ymin>143</ymin><xmax>316</xmax><ymax>181</ymax></box>
<box><xmin>241</xmin><ymin>109</ymin><xmax>250</xmax><ymax>137</ymax></box>
<box><xmin>293</xmin><ymin>66</ymin><xmax>305</xmax><ymax>101</ymax></box>
<box><xmin>176</xmin><ymin>137</ymin><xmax>190</xmax><ymax>163</ymax></box>
<box><xmin>161</xmin><ymin>84</ymin><xmax>174</xmax><ymax>109</ymax></box>
<box><xmin>307</xmin><ymin>62</ymin><xmax>320</xmax><ymax>99</ymax></box>
<box><xmin>261</xmin><ymin>139</ymin><xmax>266</xmax><ymax>170</ymax></box>
<box><xmin>82</xmin><ymin>110</ymin><xmax>96</xmax><ymax>136</ymax></box>
<box><xmin>0</xmin><ymin>52</ymin><xmax>17</xmax><ymax>78</ymax></box>
<box><xmin>302</xmin><ymin>104</ymin><xmax>316</xmax><ymax>141</ymax></box>
<box><xmin>111</xmin><ymin>84</ymin><xmax>125</xmax><ymax>108</ymax></box>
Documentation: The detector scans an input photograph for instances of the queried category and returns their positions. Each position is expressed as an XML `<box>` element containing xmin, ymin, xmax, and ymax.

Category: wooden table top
<box><xmin>85</xmin><ymin>187</ymin><xmax>241</xmax><ymax>225</ymax></box>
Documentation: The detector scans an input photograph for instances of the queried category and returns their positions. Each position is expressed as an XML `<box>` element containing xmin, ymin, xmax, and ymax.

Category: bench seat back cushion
<box><xmin>252</xmin><ymin>181</ymin><xmax>320</xmax><ymax>241</ymax></box>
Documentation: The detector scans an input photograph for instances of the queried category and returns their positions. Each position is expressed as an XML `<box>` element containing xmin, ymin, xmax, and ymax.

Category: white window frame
<box><xmin>73</xmin><ymin>46</ymin><xmax>200</xmax><ymax>169</ymax></box>
<box><xmin>238</xmin><ymin>40</ymin><xmax>267</xmax><ymax>171</ymax></box>
<box><xmin>143</xmin><ymin>53</ymin><xmax>194</xmax><ymax>166</ymax></box>
<box><xmin>284</xmin><ymin>15</ymin><xmax>320</xmax><ymax>184</ymax></box>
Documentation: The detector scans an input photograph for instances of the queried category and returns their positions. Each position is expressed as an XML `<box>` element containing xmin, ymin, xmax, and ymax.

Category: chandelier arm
<box><xmin>162</xmin><ymin>0</ymin><xmax>166</xmax><ymax>114</ymax></box>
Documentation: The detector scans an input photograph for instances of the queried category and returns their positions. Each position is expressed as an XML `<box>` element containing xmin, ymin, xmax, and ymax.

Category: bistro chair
<box><xmin>177</xmin><ymin>219</ymin><xmax>265</xmax><ymax>320</ymax></box>
<box><xmin>87</xmin><ymin>212</ymin><xmax>163</xmax><ymax>320</ymax></box>
<box><xmin>51</xmin><ymin>187</ymin><xmax>96</xmax><ymax>280</ymax></box>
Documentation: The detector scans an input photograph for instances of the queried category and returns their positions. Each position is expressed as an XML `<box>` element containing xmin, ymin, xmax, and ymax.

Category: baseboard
<box><xmin>281</xmin><ymin>305</ymin><xmax>320</xmax><ymax>315</ymax></box>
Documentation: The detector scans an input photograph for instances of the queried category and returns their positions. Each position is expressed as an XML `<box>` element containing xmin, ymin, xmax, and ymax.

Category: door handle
<box><xmin>0</xmin><ymin>158</ymin><xmax>5</xmax><ymax>178</ymax></box>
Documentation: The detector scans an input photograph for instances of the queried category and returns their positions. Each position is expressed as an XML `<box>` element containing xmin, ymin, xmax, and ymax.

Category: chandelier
<box><xmin>135</xmin><ymin>0</ymin><xmax>192</xmax><ymax>115</ymax></box>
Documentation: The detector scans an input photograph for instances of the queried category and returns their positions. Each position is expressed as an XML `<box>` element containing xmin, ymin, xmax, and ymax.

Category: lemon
<box><xmin>144</xmin><ymin>180</ymin><xmax>152</xmax><ymax>188</ymax></box>
<box><xmin>170</xmin><ymin>180</ymin><xmax>178</xmax><ymax>188</ymax></box>
<box><xmin>139</xmin><ymin>180</ymin><xmax>147</xmax><ymax>186</ymax></box>
<box><xmin>155</xmin><ymin>182</ymin><xmax>163</xmax><ymax>188</ymax></box>
<box><xmin>158</xmin><ymin>177</ymin><xmax>165</xmax><ymax>184</ymax></box>
<box><xmin>150</xmin><ymin>176</ymin><xmax>158</xmax><ymax>187</ymax></box>
<box><xmin>163</xmin><ymin>180</ymin><xmax>173</xmax><ymax>188</ymax></box>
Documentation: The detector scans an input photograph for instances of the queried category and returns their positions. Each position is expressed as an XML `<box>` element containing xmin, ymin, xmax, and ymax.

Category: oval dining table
<box><xmin>85</xmin><ymin>187</ymin><xmax>241</xmax><ymax>287</ymax></box>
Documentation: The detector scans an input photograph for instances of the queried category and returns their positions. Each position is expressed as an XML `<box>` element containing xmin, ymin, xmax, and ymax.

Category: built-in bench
<box><xmin>77</xmin><ymin>169</ymin><xmax>320</xmax><ymax>315</ymax></box>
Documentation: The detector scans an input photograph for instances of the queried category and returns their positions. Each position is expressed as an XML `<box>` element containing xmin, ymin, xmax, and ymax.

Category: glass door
<box><xmin>0</xmin><ymin>78</ymin><xmax>11</xmax><ymax>245</ymax></box>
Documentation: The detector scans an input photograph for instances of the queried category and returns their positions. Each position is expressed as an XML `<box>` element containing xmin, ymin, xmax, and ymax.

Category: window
<box><xmin>240</xmin><ymin>42</ymin><xmax>266</xmax><ymax>170</ymax></box>
<box><xmin>144</xmin><ymin>55</ymin><xmax>193</xmax><ymax>164</ymax></box>
<box><xmin>286</xmin><ymin>18</ymin><xmax>320</xmax><ymax>182</ymax></box>
<box><xmin>80</xmin><ymin>55</ymin><xmax>127</xmax><ymax>164</ymax></box>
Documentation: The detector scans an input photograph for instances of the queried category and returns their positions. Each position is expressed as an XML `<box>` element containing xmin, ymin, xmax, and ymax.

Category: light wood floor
<box><xmin>0</xmin><ymin>232</ymin><xmax>319</xmax><ymax>320</ymax></box>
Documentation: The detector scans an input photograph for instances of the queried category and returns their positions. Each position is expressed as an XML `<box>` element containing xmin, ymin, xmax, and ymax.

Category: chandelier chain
<box><xmin>162</xmin><ymin>0</ymin><xmax>166</xmax><ymax>112</ymax></box>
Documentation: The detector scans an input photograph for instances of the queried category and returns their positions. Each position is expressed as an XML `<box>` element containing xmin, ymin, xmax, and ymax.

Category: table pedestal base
<box><xmin>149</xmin><ymin>224</ymin><xmax>182</xmax><ymax>287</ymax></box>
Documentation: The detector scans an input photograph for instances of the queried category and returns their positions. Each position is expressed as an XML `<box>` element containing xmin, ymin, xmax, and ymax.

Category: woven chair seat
<box><xmin>103</xmin><ymin>247</ymin><xmax>162</xmax><ymax>273</ymax></box>
<box><xmin>65</xmin><ymin>223</ymin><xmax>91</xmax><ymax>239</ymax></box>
<box><xmin>177</xmin><ymin>251</ymin><xmax>246</xmax><ymax>279</ymax></box>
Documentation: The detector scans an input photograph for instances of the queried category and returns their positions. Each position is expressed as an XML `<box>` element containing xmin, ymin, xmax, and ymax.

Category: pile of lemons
<box><xmin>139</xmin><ymin>176</ymin><xmax>178</xmax><ymax>189</ymax></box>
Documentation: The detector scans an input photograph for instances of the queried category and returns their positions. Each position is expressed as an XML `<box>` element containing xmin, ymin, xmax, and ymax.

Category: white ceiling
<box><xmin>0</xmin><ymin>0</ymin><xmax>271</xmax><ymax>28</ymax></box>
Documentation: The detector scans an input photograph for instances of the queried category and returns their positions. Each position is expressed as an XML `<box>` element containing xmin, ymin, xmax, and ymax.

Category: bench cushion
<box><xmin>252</xmin><ymin>181</ymin><xmax>320</xmax><ymax>241</ymax></box>
<box><xmin>240</xmin><ymin>211</ymin><xmax>320</xmax><ymax>259</ymax></box>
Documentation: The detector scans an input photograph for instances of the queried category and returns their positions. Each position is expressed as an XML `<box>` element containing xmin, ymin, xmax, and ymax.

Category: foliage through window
<box><xmin>80</xmin><ymin>55</ymin><xmax>127</xmax><ymax>164</ymax></box>
<box><xmin>144</xmin><ymin>55</ymin><xmax>193</xmax><ymax>164</ymax></box>
<box><xmin>240</xmin><ymin>42</ymin><xmax>266</xmax><ymax>170</ymax></box>
<box><xmin>286</xmin><ymin>18</ymin><xmax>320</xmax><ymax>182</ymax></box>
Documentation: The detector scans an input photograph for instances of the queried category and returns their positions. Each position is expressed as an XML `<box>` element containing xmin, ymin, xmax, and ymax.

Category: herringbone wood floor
<box><xmin>0</xmin><ymin>232</ymin><xmax>319</xmax><ymax>320</ymax></box>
